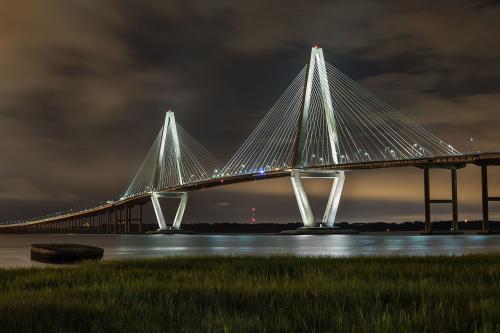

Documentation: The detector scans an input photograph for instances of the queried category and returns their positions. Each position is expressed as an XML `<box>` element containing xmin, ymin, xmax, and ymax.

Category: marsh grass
<box><xmin>0</xmin><ymin>255</ymin><xmax>499</xmax><ymax>332</ymax></box>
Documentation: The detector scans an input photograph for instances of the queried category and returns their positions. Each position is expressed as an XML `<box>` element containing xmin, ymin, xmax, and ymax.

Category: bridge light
<box><xmin>259</xmin><ymin>168</ymin><xmax>265</xmax><ymax>175</ymax></box>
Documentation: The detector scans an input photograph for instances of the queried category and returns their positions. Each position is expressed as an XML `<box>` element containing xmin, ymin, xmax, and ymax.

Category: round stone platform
<box><xmin>280</xmin><ymin>227</ymin><xmax>359</xmax><ymax>235</ymax></box>
<box><xmin>420</xmin><ymin>231</ymin><xmax>464</xmax><ymax>235</ymax></box>
<box><xmin>31</xmin><ymin>244</ymin><xmax>104</xmax><ymax>264</ymax></box>
<box><xmin>146</xmin><ymin>229</ymin><xmax>194</xmax><ymax>235</ymax></box>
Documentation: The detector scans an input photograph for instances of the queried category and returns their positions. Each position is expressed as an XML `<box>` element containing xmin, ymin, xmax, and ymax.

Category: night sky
<box><xmin>1</xmin><ymin>0</ymin><xmax>499</xmax><ymax>224</ymax></box>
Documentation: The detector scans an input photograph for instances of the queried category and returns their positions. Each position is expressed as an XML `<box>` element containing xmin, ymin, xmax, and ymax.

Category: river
<box><xmin>1</xmin><ymin>233</ymin><xmax>500</xmax><ymax>268</ymax></box>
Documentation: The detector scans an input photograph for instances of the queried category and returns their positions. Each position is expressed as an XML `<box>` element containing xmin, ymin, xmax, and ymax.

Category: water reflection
<box><xmin>1</xmin><ymin>233</ymin><xmax>500</xmax><ymax>267</ymax></box>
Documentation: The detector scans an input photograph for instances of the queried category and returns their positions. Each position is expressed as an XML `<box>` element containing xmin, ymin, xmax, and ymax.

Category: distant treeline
<box><xmin>2</xmin><ymin>220</ymin><xmax>495</xmax><ymax>234</ymax></box>
<box><xmin>180</xmin><ymin>220</ymin><xmax>493</xmax><ymax>233</ymax></box>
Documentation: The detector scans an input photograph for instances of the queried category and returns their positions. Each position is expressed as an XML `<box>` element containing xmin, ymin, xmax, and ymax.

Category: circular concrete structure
<box><xmin>31</xmin><ymin>244</ymin><xmax>104</xmax><ymax>264</ymax></box>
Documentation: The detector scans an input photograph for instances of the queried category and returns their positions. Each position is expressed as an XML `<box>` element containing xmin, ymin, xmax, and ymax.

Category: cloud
<box><xmin>0</xmin><ymin>177</ymin><xmax>79</xmax><ymax>202</ymax></box>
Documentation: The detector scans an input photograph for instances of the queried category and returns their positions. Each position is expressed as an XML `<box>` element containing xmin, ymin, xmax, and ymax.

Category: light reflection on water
<box><xmin>1</xmin><ymin>233</ymin><xmax>500</xmax><ymax>268</ymax></box>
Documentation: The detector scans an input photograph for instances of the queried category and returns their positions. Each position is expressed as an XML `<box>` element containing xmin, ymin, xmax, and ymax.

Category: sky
<box><xmin>0</xmin><ymin>0</ymin><xmax>499</xmax><ymax>224</ymax></box>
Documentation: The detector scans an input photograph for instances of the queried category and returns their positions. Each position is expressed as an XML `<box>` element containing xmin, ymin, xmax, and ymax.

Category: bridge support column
<box><xmin>125</xmin><ymin>207</ymin><xmax>130</xmax><ymax>233</ymax></box>
<box><xmin>451</xmin><ymin>169</ymin><xmax>458</xmax><ymax>232</ymax></box>
<box><xmin>117</xmin><ymin>208</ymin><xmax>122</xmax><ymax>233</ymax></box>
<box><xmin>290</xmin><ymin>170</ymin><xmax>345</xmax><ymax>228</ymax></box>
<box><xmin>420</xmin><ymin>165</ymin><xmax>463</xmax><ymax>234</ymax></box>
<box><xmin>477</xmin><ymin>163</ymin><xmax>500</xmax><ymax>234</ymax></box>
<box><xmin>151</xmin><ymin>192</ymin><xmax>188</xmax><ymax>230</ymax></box>
<box><xmin>107</xmin><ymin>210</ymin><xmax>110</xmax><ymax>233</ymax></box>
<box><xmin>114</xmin><ymin>208</ymin><xmax>118</xmax><ymax>233</ymax></box>
<box><xmin>139</xmin><ymin>204</ymin><xmax>143</xmax><ymax>233</ymax></box>
<box><xmin>481</xmin><ymin>165</ymin><xmax>489</xmax><ymax>233</ymax></box>
<box><xmin>424</xmin><ymin>168</ymin><xmax>431</xmax><ymax>232</ymax></box>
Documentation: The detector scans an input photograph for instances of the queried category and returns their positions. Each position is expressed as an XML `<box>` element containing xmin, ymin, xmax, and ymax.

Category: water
<box><xmin>1</xmin><ymin>233</ymin><xmax>500</xmax><ymax>268</ymax></box>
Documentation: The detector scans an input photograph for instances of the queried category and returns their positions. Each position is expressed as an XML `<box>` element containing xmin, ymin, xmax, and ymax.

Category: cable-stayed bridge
<box><xmin>1</xmin><ymin>46</ymin><xmax>499</xmax><ymax>234</ymax></box>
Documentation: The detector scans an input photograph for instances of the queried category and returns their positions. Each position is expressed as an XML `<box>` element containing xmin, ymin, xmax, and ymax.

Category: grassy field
<box><xmin>1</xmin><ymin>255</ymin><xmax>499</xmax><ymax>332</ymax></box>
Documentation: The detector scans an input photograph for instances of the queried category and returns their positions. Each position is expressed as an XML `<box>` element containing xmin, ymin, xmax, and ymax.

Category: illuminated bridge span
<box><xmin>1</xmin><ymin>46</ymin><xmax>499</xmax><ymax>233</ymax></box>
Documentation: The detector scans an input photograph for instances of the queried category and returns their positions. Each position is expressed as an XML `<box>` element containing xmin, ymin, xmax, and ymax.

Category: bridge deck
<box><xmin>2</xmin><ymin>152</ymin><xmax>499</xmax><ymax>228</ymax></box>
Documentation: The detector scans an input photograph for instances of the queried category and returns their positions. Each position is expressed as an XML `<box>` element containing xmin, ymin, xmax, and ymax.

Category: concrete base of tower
<box><xmin>146</xmin><ymin>229</ymin><xmax>194</xmax><ymax>235</ymax></box>
<box><xmin>279</xmin><ymin>226</ymin><xmax>359</xmax><ymax>235</ymax></box>
<box><xmin>420</xmin><ymin>231</ymin><xmax>464</xmax><ymax>235</ymax></box>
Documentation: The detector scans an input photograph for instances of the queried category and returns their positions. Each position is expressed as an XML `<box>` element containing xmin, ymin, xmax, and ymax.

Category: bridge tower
<box><xmin>291</xmin><ymin>46</ymin><xmax>345</xmax><ymax>228</ymax></box>
<box><xmin>123</xmin><ymin>109</ymin><xmax>221</xmax><ymax>232</ymax></box>
<box><xmin>150</xmin><ymin>111</ymin><xmax>188</xmax><ymax>231</ymax></box>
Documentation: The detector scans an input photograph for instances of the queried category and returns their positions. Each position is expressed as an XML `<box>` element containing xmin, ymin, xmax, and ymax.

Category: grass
<box><xmin>0</xmin><ymin>255</ymin><xmax>500</xmax><ymax>332</ymax></box>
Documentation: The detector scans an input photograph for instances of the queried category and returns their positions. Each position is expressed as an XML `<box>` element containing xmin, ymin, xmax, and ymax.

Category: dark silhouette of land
<box><xmin>181</xmin><ymin>220</ymin><xmax>494</xmax><ymax>233</ymax></box>
<box><xmin>1</xmin><ymin>220</ymin><xmax>496</xmax><ymax>234</ymax></box>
